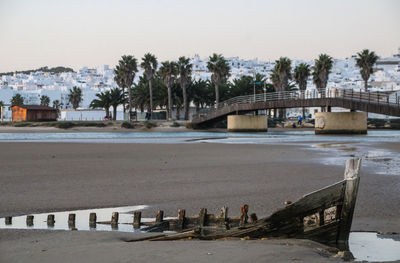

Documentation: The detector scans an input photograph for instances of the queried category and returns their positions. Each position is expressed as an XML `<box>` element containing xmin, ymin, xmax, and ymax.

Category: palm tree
<box><xmin>109</xmin><ymin>88</ymin><xmax>125</xmax><ymax>120</ymax></box>
<box><xmin>116</xmin><ymin>55</ymin><xmax>138</xmax><ymax>121</ymax></box>
<box><xmin>90</xmin><ymin>91</ymin><xmax>112</xmax><ymax>119</ymax></box>
<box><xmin>113</xmin><ymin>65</ymin><xmax>126</xmax><ymax>112</ymax></box>
<box><xmin>141</xmin><ymin>53</ymin><xmax>158</xmax><ymax>119</ymax></box>
<box><xmin>159</xmin><ymin>61</ymin><xmax>178</xmax><ymax>120</ymax></box>
<box><xmin>177</xmin><ymin>56</ymin><xmax>192</xmax><ymax>120</ymax></box>
<box><xmin>313</xmin><ymin>54</ymin><xmax>333</xmax><ymax>91</ymax></box>
<box><xmin>172</xmin><ymin>82</ymin><xmax>183</xmax><ymax>120</ymax></box>
<box><xmin>188</xmin><ymin>79</ymin><xmax>211</xmax><ymax>114</ymax></box>
<box><xmin>294</xmin><ymin>63</ymin><xmax>311</xmax><ymax>118</ymax></box>
<box><xmin>52</xmin><ymin>100</ymin><xmax>63</xmax><ymax>117</ymax></box>
<box><xmin>11</xmin><ymin>94</ymin><xmax>24</xmax><ymax>106</ymax></box>
<box><xmin>207</xmin><ymin>54</ymin><xmax>231</xmax><ymax>107</ymax></box>
<box><xmin>68</xmin><ymin>86</ymin><xmax>83</xmax><ymax>109</ymax></box>
<box><xmin>274</xmin><ymin>57</ymin><xmax>292</xmax><ymax>91</ymax></box>
<box><xmin>356</xmin><ymin>49</ymin><xmax>378</xmax><ymax>92</ymax></box>
<box><xmin>132</xmin><ymin>76</ymin><xmax>150</xmax><ymax>113</ymax></box>
<box><xmin>270</xmin><ymin>70</ymin><xmax>281</xmax><ymax>92</ymax></box>
<box><xmin>271</xmin><ymin>57</ymin><xmax>292</xmax><ymax>118</ymax></box>
<box><xmin>40</xmin><ymin>95</ymin><xmax>50</xmax><ymax>106</ymax></box>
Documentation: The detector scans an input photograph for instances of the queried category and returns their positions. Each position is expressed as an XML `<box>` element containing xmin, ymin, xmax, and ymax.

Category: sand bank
<box><xmin>0</xmin><ymin>142</ymin><xmax>399</xmax><ymax>262</ymax></box>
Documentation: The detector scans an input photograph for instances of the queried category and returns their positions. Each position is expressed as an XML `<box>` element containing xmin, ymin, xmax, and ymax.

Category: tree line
<box><xmin>0</xmin><ymin>66</ymin><xmax>74</xmax><ymax>76</ymax></box>
<box><xmin>5</xmin><ymin>49</ymin><xmax>378</xmax><ymax>121</ymax></box>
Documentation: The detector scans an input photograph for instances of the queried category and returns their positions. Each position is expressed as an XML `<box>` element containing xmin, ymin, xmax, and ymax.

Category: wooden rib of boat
<box><xmin>127</xmin><ymin>158</ymin><xmax>361</xmax><ymax>250</ymax></box>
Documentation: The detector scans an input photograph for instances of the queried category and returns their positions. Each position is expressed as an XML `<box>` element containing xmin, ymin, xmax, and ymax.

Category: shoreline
<box><xmin>0</xmin><ymin>124</ymin><xmax>316</xmax><ymax>133</ymax></box>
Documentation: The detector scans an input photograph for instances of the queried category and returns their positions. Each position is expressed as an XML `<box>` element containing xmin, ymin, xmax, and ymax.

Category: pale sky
<box><xmin>1</xmin><ymin>0</ymin><xmax>399</xmax><ymax>72</ymax></box>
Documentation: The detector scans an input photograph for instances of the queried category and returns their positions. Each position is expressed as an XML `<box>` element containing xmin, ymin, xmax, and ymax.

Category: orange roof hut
<box><xmin>12</xmin><ymin>105</ymin><xmax>57</xmax><ymax>122</ymax></box>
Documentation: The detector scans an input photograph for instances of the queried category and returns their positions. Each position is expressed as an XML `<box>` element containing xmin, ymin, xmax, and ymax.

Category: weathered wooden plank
<box><xmin>141</xmin><ymin>221</ymin><xmax>170</xmax><ymax>232</ymax></box>
<box><xmin>337</xmin><ymin>158</ymin><xmax>361</xmax><ymax>247</ymax></box>
<box><xmin>267</xmin><ymin>181</ymin><xmax>345</xmax><ymax>222</ymax></box>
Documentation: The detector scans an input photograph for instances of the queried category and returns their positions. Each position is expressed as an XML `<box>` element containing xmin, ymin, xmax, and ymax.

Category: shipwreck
<box><xmin>125</xmin><ymin>158</ymin><xmax>361</xmax><ymax>250</ymax></box>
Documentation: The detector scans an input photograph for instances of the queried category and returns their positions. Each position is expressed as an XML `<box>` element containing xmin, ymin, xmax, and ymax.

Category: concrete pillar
<box><xmin>315</xmin><ymin>112</ymin><xmax>367</xmax><ymax>134</ymax></box>
<box><xmin>227</xmin><ymin>115</ymin><xmax>268</xmax><ymax>132</ymax></box>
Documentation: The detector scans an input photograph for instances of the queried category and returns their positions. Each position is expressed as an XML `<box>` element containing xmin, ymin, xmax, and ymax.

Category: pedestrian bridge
<box><xmin>192</xmin><ymin>88</ymin><xmax>400</xmax><ymax>125</ymax></box>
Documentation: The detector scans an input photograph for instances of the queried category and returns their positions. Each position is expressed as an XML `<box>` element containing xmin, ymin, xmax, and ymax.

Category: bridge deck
<box><xmin>192</xmin><ymin>89</ymin><xmax>400</xmax><ymax>125</ymax></box>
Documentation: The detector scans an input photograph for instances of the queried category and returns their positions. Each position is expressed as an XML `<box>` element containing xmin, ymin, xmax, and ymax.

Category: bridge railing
<box><xmin>194</xmin><ymin>88</ymin><xmax>400</xmax><ymax>119</ymax></box>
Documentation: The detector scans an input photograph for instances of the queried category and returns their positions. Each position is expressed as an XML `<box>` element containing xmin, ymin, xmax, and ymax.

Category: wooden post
<box><xmin>337</xmin><ymin>158</ymin><xmax>361</xmax><ymax>249</ymax></box>
<box><xmin>220</xmin><ymin>206</ymin><xmax>229</xmax><ymax>229</ymax></box>
<box><xmin>177</xmin><ymin>209</ymin><xmax>186</xmax><ymax>230</ymax></box>
<box><xmin>68</xmin><ymin>213</ymin><xmax>76</xmax><ymax>227</ymax></box>
<box><xmin>319</xmin><ymin>210</ymin><xmax>325</xmax><ymax>226</ymax></box>
<box><xmin>240</xmin><ymin>204</ymin><xmax>249</xmax><ymax>227</ymax></box>
<box><xmin>250</xmin><ymin>213</ymin><xmax>258</xmax><ymax>223</ymax></box>
<box><xmin>199</xmin><ymin>208</ymin><xmax>207</xmax><ymax>227</ymax></box>
<box><xmin>220</xmin><ymin>206</ymin><xmax>228</xmax><ymax>222</ymax></box>
<box><xmin>47</xmin><ymin>214</ymin><xmax>55</xmax><ymax>226</ymax></box>
<box><xmin>89</xmin><ymin>213</ymin><xmax>97</xmax><ymax>224</ymax></box>
<box><xmin>26</xmin><ymin>215</ymin><xmax>34</xmax><ymax>226</ymax></box>
<box><xmin>111</xmin><ymin>212</ymin><xmax>119</xmax><ymax>224</ymax></box>
<box><xmin>5</xmin><ymin>216</ymin><xmax>12</xmax><ymax>225</ymax></box>
<box><xmin>133</xmin><ymin>211</ymin><xmax>141</xmax><ymax>229</ymax></box>
<box><xmin>156</xmin><ymin>210</ymin><xmax>164</xmax><ymax>223</ymax></box>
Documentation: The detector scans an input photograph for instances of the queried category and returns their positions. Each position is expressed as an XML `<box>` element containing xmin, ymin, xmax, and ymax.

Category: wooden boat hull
<box><xmin>127</xmin><ymin>159</ymin><xmax>362</xmax><ymax>250</ymax></box>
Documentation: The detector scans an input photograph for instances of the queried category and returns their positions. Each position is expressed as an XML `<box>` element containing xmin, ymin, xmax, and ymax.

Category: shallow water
<box><xmin>0</xmin><ymin>206</ymin><xmax>149</xmax><ymax>233</ymax></box>
<box><xmin>1</xmin><ymin>207</ymin><xmax>399</xmax><ymax>262</ymax></box>
<box><xmin>350</xmin><ymin>232</ymin><xmax>400</xmax><ymax>262</ymax></box>
<box><xmin>0</xmin><ymin>130</ymin><xmax>399</xmax><ymax>144</ymax></box>
<box><xmin>310</xmin><ymin>141</ymin><xmax>400</xmax><ymax>176</ymax></box>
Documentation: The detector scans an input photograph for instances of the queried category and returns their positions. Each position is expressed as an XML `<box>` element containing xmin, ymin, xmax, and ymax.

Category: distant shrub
<box><xmin>185</xmin><ymin>122</ymin><xmax>194</xmax><ymax>129</ymax></box>
<box><xmin>55</xmin><ymin>122</ymin><xmax>75</xmax><ymax>129</ymax></box>
<box><xmin>0</xmin><ymin>122</ymin><xmax>12</xmax><ymax>126</ymax></box>
<box><xmin>13</xmin><ymin>122</ymin><xmax>32</xmax><ymax>127</ymax></box>
<box><xmin>144</xmin><ymin>121</ymin><xmax>157</xmax><ymax>129</ymax></box>
<box><xmin>121</xmin><ymin>121</ymin><xmax>134</xmax><ymax>129</ymax></box>
<box><xmin>170</xmin><ymin>121</ymin><xmax>180</xmax><ymax>127</ymax></box>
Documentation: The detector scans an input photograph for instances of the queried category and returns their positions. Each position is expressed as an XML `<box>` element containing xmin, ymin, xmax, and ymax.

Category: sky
<box><xmin>1</xmin><ymin>0</ymin><xmax>399</xmax><ymax>72</ymax></box>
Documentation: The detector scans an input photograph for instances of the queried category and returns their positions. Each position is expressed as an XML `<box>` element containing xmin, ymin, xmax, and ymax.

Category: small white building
<box><xmin>60</xmin><ymin>109</ymin><xmax>125</xmax><ymax>121</ymax></box>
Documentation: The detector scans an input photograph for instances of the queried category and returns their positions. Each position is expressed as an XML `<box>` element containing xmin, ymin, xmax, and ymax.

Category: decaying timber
<box><xmin>125</xmin><ymin>158</ymin><xmax>361</xmax><ymax>250</ymax></box>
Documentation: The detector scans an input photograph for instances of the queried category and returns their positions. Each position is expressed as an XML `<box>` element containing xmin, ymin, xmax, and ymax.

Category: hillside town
<box><xmin>1</xmin><ymin>48</ymin><xmax>399</xmax><ymax>121</ymax></box>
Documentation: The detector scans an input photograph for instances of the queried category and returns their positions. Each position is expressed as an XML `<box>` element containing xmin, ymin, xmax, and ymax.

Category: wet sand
<box><xmin>0</xmin><ymin>142</ymin><xmax>399</xmax><ymax>262</ymax></box>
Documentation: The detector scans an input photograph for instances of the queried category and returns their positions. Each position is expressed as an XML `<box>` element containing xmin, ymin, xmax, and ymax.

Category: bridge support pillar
<box><xmin>227</xmin><ymin>115</ymin><xmax>268</xmax><ymax>132</ymax></box>
<box><xmin>315</xmin><ymin>112</ymin><xmax>367</xmax><ymax>134</ymax></box>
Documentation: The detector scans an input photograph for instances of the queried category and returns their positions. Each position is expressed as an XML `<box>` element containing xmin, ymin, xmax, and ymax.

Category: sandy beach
<box><xmin>0</xmin><ymin>139</ymin><xmax>399</xmax><ymax>262</ymax></box>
